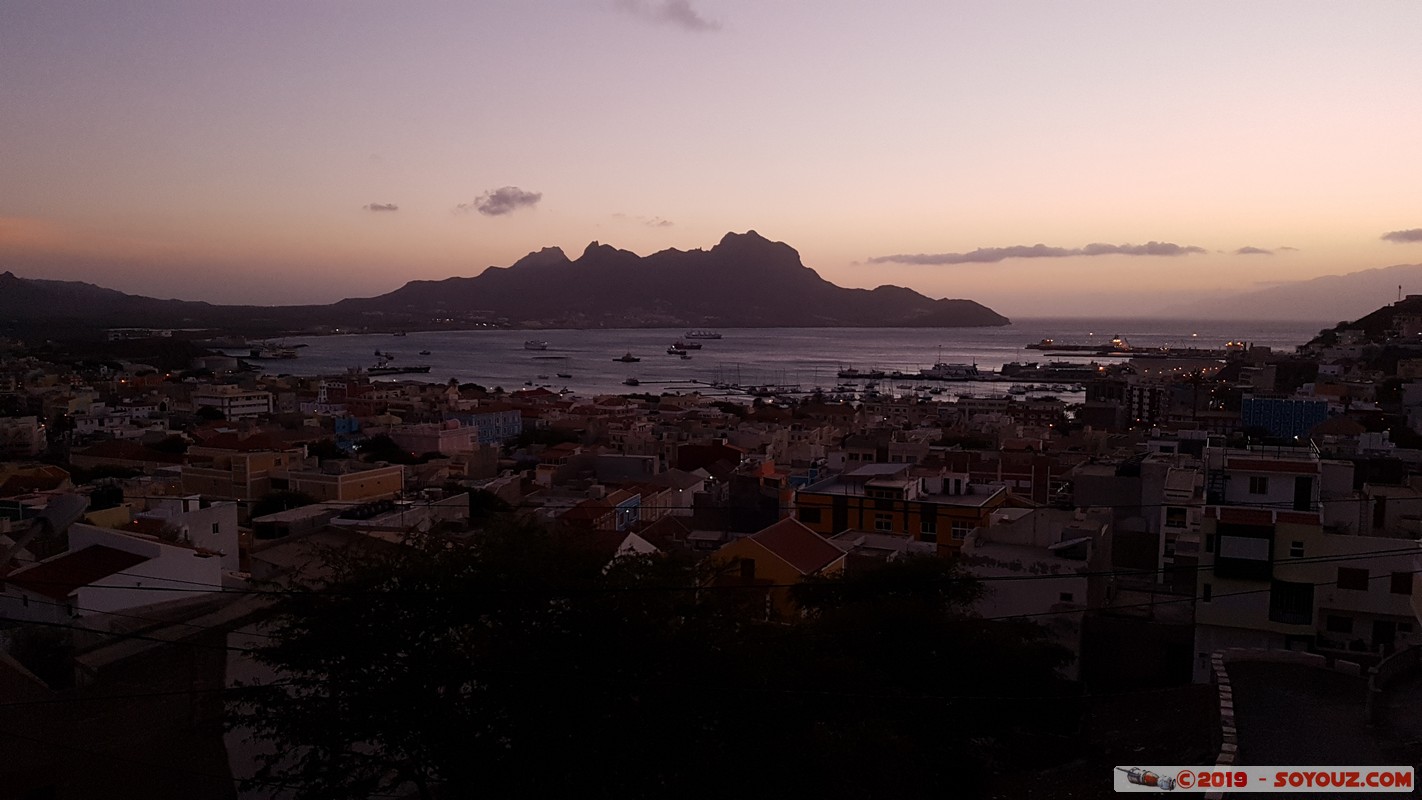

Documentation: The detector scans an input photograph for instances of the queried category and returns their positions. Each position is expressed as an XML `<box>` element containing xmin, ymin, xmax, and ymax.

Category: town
<box><xmin>3</xmin><ymin>296</ymin><xmax>1422</xmax><ymax>796</ymax></box>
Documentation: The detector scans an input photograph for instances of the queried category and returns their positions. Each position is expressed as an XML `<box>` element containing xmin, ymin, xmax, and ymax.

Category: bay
<box><xmin>254</xmin><ymin>318</ymin><xmax>1327</xmax><ymax>399</ymax></box>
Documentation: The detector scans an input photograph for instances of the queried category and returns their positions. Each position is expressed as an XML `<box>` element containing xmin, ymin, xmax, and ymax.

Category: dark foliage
<box><xmin>233</xmin><ymin>522</ymin><xmax>1074</xmax><ymax>799</ymax></box>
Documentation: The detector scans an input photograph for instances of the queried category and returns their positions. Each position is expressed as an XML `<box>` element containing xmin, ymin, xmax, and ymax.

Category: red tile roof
<box><xmin>193</xmin><ymin>432</ymin><xmax>292</xmax><ymax>452</ymax></box>
<box><xmin>750</xmin><ymin>518</ymin><xmax>844</xmax><ymax>575</ymax></box>
<box><xmin>73</xmin><ymin>440</ymin><xmax>184</xmax><ymax>464</ymax></box>
<box><xmin>4</xmin><ymin>545</ymin><xmax>149</xmax><ymax>600</ymax></box>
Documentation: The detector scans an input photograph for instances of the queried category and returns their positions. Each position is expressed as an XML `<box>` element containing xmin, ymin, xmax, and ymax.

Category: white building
<box><xmin>0</xmin><ymin>523</ymin><xmax>224</xmax><ymax>623</ymax></box>
<box><xmin>190</xmin><ymin>386</ymin><xmax>273</xmax><ymax>419</ymax></box>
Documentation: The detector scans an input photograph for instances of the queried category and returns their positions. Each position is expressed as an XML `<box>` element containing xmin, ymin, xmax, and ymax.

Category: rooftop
<box><xmin>4</xmin><ymin>545</ymin><xmax>149</xmax><ymax>600</ymax></box>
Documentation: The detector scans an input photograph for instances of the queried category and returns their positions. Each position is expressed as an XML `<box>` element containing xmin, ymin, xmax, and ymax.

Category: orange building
<box><xmin>793</xmin><ymin>463</ymin><xmax>1006</xmax><ymax>555</ymax></box>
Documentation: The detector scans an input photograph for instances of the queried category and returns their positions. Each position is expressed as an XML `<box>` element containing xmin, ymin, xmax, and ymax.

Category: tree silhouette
<box><xmin>233</xmin><ymin>522</ymin><xmax>1076</xmax><ymax>799</ymax></box>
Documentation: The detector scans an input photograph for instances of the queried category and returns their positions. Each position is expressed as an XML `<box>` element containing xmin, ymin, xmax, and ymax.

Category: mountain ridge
<box><xmin>0</xmin><ymin>231</ymin><xmax>1010</xmax><ymax>333</ymax></box>
<box><xmin>1155</xmin><ymin>262</ymin><xmax>1422</xmax><ymax>323</ymax></box>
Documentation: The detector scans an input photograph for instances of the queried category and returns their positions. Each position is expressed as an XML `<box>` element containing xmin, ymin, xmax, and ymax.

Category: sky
<box><xmin>3</xmin><ymin>1</ymin><xmax>1422</xmax><ymax>317</ymax></box>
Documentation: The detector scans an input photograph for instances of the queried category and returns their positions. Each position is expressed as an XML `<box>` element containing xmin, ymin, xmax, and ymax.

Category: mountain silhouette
<box><xmin>0</xmin><ymin>232</ymin><xmax>1008</xmax><ymax>333</ymax></box>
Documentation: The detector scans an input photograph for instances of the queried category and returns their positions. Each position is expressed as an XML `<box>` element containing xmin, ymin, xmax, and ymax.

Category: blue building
<box><xmin>448</xmin><ymin>406</ymin><xmax>523</xmax><ymax>445</ymax></box>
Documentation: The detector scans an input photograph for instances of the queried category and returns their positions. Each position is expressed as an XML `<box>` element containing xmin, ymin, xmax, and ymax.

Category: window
<box><xmin>211</xmin><ymin>522</ymin><xmax>221</xmax><ymax>534</ymax></box>
<box><xmin>1337</xmin><ymin>567</ymin><xmax>1370</xmax><ymax>591</ymax></box>
<box><xmin>1165</xmin><ymin>507</ymin><xmax>1187</xmax><ymax>528</ymax></box>
<box><xmin>1289</xmin><ymin>541</ymin><xmax>1304</xmax><ymax>558</ymax></box>
<box><xmin>873</xmin><ymin>513</ymin><xmax>893</xmax><ymax>532</ymax></box>
<box><xmin>1326</xmin><ymin>615</ymin><xmax>1354</xmax><ymax>634</ymax></box>
<box><xmin>1400</xmin><ymin>622</ymin><xmax>1414</xmax><ymax>634</ymax></box>
<box><xmin>1248</xmin><ymin>476</ymin><xmax>1269</xmax><ymax>495</ymax></box>
<box><xmin>1058</xmin><ymin>592</ymin><xmax>1074</xmax><ymax>603</ymax></box>
<box><xmin>950</xmin><ymin>521</ymin><xmax>974</xmax><ymax>541</ymax></box>
<box><xmin>739</xmin><ymin>559</ymin><xmax>755</xmax><ymax>579</ymax></box>
<box><xmin>1391</xmin><ymin>572</ymin><xmax>1414</xmax><ymax>595</ymax></box>
<box><xmin>1205</xmin><ymin>533</ymin><xmax>1215</xmax><ymax>553</ymax></box>
<box><xmin>798</xmin><ymin>507</ymin><xmax>822</xmax><ymax>525</ymax></box>
<box><xmin>1202</xmin><ymin>583</ymin><xmax>1212</xmax><ymax>602</ymax></box>
<box><xmin>1268</xmin><ymin>580</ymin><xmax>1314</xmax><ymax>625</ymax></box>
<box><xmin>919</xmin><ymin>518</ymin><xmax>937</xmax><ymax>544</ymax></box>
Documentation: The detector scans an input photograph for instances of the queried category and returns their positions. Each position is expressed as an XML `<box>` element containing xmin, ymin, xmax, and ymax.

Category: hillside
<box><xmin>1157</xmin><ymin>263</ymin><xmax>1422</xmax><ymax>323</ymax></box>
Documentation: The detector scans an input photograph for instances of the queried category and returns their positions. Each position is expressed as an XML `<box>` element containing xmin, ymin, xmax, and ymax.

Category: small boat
<box><xmin>623</xmin><ymin>377</ymin><xmax>640</xmax><ymax>386</ymax></box>
<box><xmin>680</xmin><ymin>353</ymin><xmax>692</xmax><ymax>360</ymax></box>
<box><xmin>393</xmin><ymin>331</ymin><xmax>407</xmax><ymax>337</ymax></box>
<box><xmin>556</xmin><ymin>372</ymin><xmax>572</xmax><ymax>378</ymax></box>
<box><xmin>524</xmin><ymin>340</ymin><xmax>549</xmax><ymax>350</ymax></box>
<box><xmin>537</xmin><ymin>374</ymin><xmax>549</xmax><ymax>379</ymax></box>
<box><xmin>419</xmin><ymin>350</ymin><xmax>431</xmax><ymax>356</ymax></box>
<box><xmin>614</xmin><ymin>353</ymin><xmax>640</xmax><ymax>363</ymax></box>
<box><xmin>684</xmin><ymin>330</ymin><xmax>722</xmax><ymax>339</ymax></box>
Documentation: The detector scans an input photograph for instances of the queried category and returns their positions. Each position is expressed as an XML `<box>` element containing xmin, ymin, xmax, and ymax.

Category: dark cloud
<box><xmin>1383</xmin><ymin>228</ymin><xmax>1422</xmax><ymax>243</ymax></box>
<box><xmin>869</xmin><ymin>241</ymin><xmax>1206</xmax><ymax>265</ymax></box>
<box><xmin>1234</xmin><ymin>246</ymin><xmax>1272</xmax><ymax>255</ymax></box>
<box><xmin>617</xmin><ymin>0</ymin><xmax>720</xmax><ymax>32</ymax></box>
<box><xmin>363</xmin><ymin>203</ymin><xmax>399</xmax><ymax>212</ymax></box>
<box><xmin>1277</xmin><ymin>246</ymin><xmax>1300</xmax><ymax>251</ymax></box>
<box><xmin>457</xmin><ymin>187</ymin><xmax>542</xmax><ymax>216</ymax></box>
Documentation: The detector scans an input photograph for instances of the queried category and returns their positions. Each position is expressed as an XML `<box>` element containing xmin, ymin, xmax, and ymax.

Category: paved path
<box><xmin>1230</xmin><ymin>661</ymin><xmax>1418</xmax><ymax>799</ymax></box>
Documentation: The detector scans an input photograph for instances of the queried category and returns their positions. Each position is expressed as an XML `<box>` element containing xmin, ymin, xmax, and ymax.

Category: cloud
<box><xmin>614</xmin><ymin>213</ymin><xmax>674</xmax><ymax>228</ymax></box>
<box><xmin>457</xmin><ymin>187</ymin><xmax>542</xmax><ymax>216</ymax></box>
<box><xmin>617</xmin><ymin>0</ymin><xmax>720</xmax><ymax>32</ymax></box>
<box><xmin>1234</xmin><ymin>246</ymin><xmax>1272</xmax><ymax>255</ymax></box>
<box><xmin>869</xmin><ymin>240</ymin><xmax>1206</xmax><ymax>265</ymax></box>
<box><xmin>1383</xmin><ymin>228</ymin><xmax>1422</xmax><ymax>243</ymax></box>
<box><xmin>363</xmin><ymin>203</ymin><xmax>399</xmax><ymax>212</ymax></box>
<box><xmin>1277</xmin><ymin>246</ymin><xmax>1299</xmax><ymax>251</ymax></box>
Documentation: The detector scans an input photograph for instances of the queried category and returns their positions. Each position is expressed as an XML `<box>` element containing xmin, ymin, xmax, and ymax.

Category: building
<box><xmin>0</xmin><ymin>523</ymin><xmax>224</xmax><ymax>622</ymax></box>
<box><xmin>794</xmin><ymin>463</ymin><xmax>1007</xmax><ymax>555</ymax></box>
<box><xmin>0</xmin><ymin>416</ymin><xmax>45</xmax><ymax>458</ymax></box>
<box><xmin>273</xmin><ymin>462</ymin><xmax>405</xmax><ymax>503</ymax></box>
<box><xmin>190</xmin><ymin>386</ymin><xmax>273</xmax><ymax>419</ymax></box>
<box><xmin>709</xmin><ymin>518</ymin><xmax>847</xmax><ymax>618</ymax></box>
<box><xmin>447</xmin><ymin>404</ymin><xmax>523</xmax><ymax>445</ymax></box>
<box><xmin>1193</xmin><ymin>444</ymin><xmax>1422</xmax><ymax>681</ymax></box>
<box><xmin>181</xmin><ymin>434</ymin><xmax>305</xmax><ymax>500</ymax></box>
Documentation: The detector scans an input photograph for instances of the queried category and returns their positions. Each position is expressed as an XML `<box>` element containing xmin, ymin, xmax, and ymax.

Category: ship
<box><xmin>837</xmin><ymin>367</ymin><xmax>886</xmax><ymax>380</ymax></box>
<box><xmin>667</xmin><ymin>345</ymin><xmax>686</xmax><ymax>355</ymax></box>
<box><xmin>614</xmin><ymin>353</ymin><xmax>641</xmax><ymax>363</ymax></box>
<box><xmin>246</xmin><ymin>345</ymin><xmax>298</xmax><ymax>360</ymax></box>
<box><xmin>623</xmin><ymin>377</ymin><xmax>640</xmax><ymax>386</ymax></box>
<box><xmin>524</xmin><ymin>340</ymin><xmax>549</xmax><ymax>350</ymax></box>
<box><xmin>1026</xmin><ymin>335</ymin><xmax>1132</xmax><ymax>353</ymax></box>
<box><xmin>671</xmin><ymin>340</ymin><xmax>702</xmax><ymax>350</ymax></box>
<box><xmin>367</xmin><ymin>353</ymin><xmax>430</xmax><ymax>376</ymax></box>
<box><xmin>556</xmin><ymin>372</ymin><xmax>572</xmax><ymax>378</ymax></box>
<box><xmin>919</xmin><ymin>362</ymin><xmax>982</xmax><ymax>381</ymax></box>
<box><xmin>368</xmin><ymin>363</ymin><xmax>432</xmax><ymax>376</ymax></box>
<box><xmin>684</xmin><ymin>330</ymin><xmax>722</xmax><ymax>339</ymax></box>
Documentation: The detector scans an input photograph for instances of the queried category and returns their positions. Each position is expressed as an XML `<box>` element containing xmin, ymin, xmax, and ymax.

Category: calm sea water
<box><xmin>250</xmin><ymin>318</ymin><xmax>1326</xmax><ymax>398</ymax></box>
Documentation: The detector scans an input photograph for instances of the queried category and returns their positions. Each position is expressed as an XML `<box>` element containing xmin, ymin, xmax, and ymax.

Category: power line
<box><xmin>4</xmin><ymin>538</ymin><xmax>1420</xmax><ymax>604</ymax></box>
